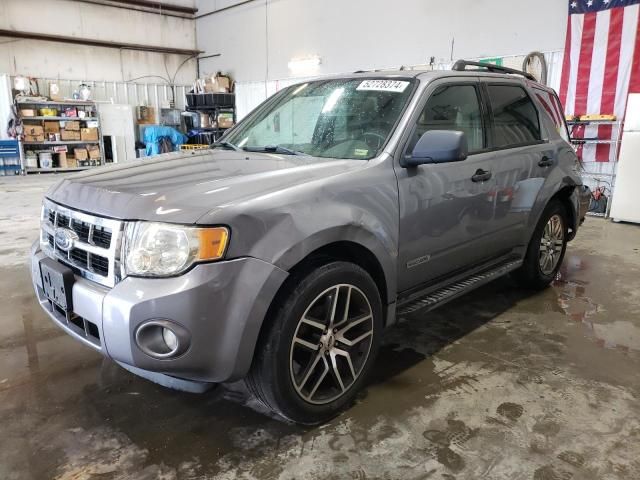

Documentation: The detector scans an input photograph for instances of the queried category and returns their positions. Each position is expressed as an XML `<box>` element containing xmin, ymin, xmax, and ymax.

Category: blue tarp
<box><xmin>143</xmin><ymin>126</ymin><xmax>188</xmax><ymax>156</ymax></box>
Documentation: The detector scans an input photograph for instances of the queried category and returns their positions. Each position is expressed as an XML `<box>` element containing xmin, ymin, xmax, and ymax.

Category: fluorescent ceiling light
<box><xmin>288</xmin><ymin>55</ymin><xmax>322</xmax><ymax>74</ymax></box>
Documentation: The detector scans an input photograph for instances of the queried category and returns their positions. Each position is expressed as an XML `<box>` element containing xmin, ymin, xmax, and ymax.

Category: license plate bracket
<box><xmin>40</xmin><ymin>257</ymin><xmax>75</xmax><ymax>312</ymax></box>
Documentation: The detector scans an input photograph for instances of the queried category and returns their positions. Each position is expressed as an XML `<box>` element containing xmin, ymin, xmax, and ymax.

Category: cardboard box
<box><xmin>87</xmin><ymin>145</ymin><xmax>101</xmax><ymax>160</ymax></box>
<box><xmin>136</xmin><ymin>106</ymin><xmax>156</xmax><ymax>124</ymax></box>
<box><xmin>44</xmin><ymin>121</ymin><xmax>60</xmax><ymax>133</ymax></box>
<box><xmin>74</xmin><ymin>148</ymin><xmax>88</xmax><ymax>161</ymax></box>
<box><xmin>80</xmin><ymin>127</ymin><xmax>99</xmax><ymax>141</ymax></box>
<box><xmin>20</xmin><ymin>109</ymin><xmax>36</xmax><ymax>117</ymax></box>
<box><xmin>24</xmin><ymin>134</ymin><xmax>45</xmax><ymax>142</ymax></box>
<box><xmin>57</xmin><ymin>152</ymin><xmax>68</xmax><ymax>168</ymax></box>
<box><xmin>62</xmin><ymin>120</ymin><xmax>80</xmax><ymax>131</ymax></box>
<box><xmin>66</xmin><ymin>156</ymin><xmax>78</xmax><ymax>169</ymax></box>
<box><xmin>203</xmin><ymin>75</ymin><xmax>231</xmax><ymax>93</ymax></box>
<box><xmin>216</xmin><ymin>75</ymin><xmax>231</xmax><ymax>92</ymax></box>
<box><xmin>24</xmin><ymin>125</ymin><xmax>44</xmax><ymax>136</ymax></box>
<box><xmin>217</xmin><ymin>113</ymin><xmax>234</xmax><ymax>129</ymax></box>
<box><xmin>87</xmin><ymin>145</ymin><xmax>100</xmax><ymax>160</ymax></box>
<box><xmin>60</xmin><ymin>129</ymin><xmax>81</xmax><ymax>141</ymax></box>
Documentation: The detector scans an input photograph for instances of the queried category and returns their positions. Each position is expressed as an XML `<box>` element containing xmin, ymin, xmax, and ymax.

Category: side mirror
<box><xmin>402</xmin><ymin>130</ymin><xmax>468</xmax><ymax>167</ymax></box>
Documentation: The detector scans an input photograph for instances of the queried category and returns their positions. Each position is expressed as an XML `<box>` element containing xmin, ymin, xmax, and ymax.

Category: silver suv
<box><xmin>31</xmin><ymin>61</ymin><xmax>589</xmax><ymax>424</ymax></box>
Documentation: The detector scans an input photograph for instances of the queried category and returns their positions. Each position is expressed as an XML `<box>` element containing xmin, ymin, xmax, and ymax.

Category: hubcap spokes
<box><xmin>539</xmin><ymin>214</ymin><xmax>564</xmax><ymax>275</ymax></box>
<box><xmin>290</xmin><ymin>284</ymin><xmax>374</xmax><ymax>405</ymax></box>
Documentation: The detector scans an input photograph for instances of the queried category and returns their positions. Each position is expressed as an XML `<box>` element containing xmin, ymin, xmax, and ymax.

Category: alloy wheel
<box><xmin>539</xmin><ymin>214</ymin><xmax>564</xmax><ymax>275</ymax></box>
<box><xmin>289</xmin><ymin>284</ymin><xmax>374</xmax><ymax>405</ymax></box>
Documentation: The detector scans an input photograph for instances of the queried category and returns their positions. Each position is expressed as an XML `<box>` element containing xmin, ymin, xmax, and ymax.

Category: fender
<box><xmin>527</xmin><ymin>174</ymin><xmax>581</xmax><ymax>241</ymax></box>
<box><xmin>273</xmin><ymin>223</ymin><xmax>398</xmax><ymax>304</ymax></box>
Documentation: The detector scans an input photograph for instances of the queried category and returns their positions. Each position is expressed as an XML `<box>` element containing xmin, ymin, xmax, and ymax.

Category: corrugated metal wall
<box><xmin>16</xmin><ymin>77</ymin><xmax>192</xmax><ymax>115</ymax></box>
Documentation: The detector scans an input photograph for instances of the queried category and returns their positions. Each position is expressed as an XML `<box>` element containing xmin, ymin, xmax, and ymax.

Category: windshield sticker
<box><xmin>354</xmin><ymin>148</ymin><xmax>369</xmax><ymax>156</ymax></box>
<box><xmin>356</xmin><ymin>80</ymin><xmax>410</xmax><ymax>93</ymax></box>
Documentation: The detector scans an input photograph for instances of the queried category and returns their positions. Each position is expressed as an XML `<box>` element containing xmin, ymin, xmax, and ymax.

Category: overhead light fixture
<box><xmin>288</xmin><ymin>55</ymin><xmax>322</xmax><ymax>74</ymax></box>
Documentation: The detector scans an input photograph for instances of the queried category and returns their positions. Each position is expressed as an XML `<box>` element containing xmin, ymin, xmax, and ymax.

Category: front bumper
<box><xmin>31</xmin><ymin>242</ymin><xmax>288</xmax><ymax>383</ymax></box>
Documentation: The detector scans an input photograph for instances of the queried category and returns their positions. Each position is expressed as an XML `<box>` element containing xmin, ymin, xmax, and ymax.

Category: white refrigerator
<box><xmin>610</xmin><ymin>94</ymin><xmax>640</xmax><ymax>224</ymax></box>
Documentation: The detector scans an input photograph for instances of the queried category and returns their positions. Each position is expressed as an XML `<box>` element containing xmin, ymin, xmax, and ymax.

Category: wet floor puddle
<box><xmin>552</xmin><ymin>255</ymin><xmax>640</xmax><ymax>353</ymax></box>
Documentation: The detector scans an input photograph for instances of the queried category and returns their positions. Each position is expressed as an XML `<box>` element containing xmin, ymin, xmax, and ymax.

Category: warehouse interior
<box><xmin>1</xmin><ymin>1</ymin><xmax>640</xmax><ymax>479</ymax></box>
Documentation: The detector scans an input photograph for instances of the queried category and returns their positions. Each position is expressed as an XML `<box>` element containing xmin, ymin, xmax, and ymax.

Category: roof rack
<box><xmin>452</xmin><ymin>60</ymin><xmax>537</xmax><ymax>81</ymax></box>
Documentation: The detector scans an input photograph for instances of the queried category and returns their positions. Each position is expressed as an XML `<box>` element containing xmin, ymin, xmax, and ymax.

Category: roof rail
<box><xmin>452</xmin><ymin>60</ymin><xmax>536</xmax><ymax>81</ymax></box>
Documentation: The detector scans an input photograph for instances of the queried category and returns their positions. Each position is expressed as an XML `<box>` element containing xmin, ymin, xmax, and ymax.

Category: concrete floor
<box><xmin>1</xmin><ymin>175</ymin><xmax>640</xmax><ymax>480</ymax></box>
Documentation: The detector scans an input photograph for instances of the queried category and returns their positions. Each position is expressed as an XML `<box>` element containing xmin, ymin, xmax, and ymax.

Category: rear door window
<box><xmin>487</xmin><ymin>84</ymin><xmax>541</xmax><ymax>148</ymax></box>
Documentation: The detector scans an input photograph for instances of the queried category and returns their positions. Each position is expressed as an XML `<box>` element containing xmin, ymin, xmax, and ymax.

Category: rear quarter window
<box><xmin>532</xmin><ymin>87</ymin><xmax>570</xmax><ymax>143</ymax></box>
<box><xmin>487</xmin><ymin>84</ymin><xmax>541</xmax><ymax>148</ymax></box>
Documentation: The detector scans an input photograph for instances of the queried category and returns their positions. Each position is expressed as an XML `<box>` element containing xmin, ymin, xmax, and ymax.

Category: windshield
<box><xmin>224</xmin><ymin>78</ymin><xmax>416</xmax><ymax>160</ymax></box>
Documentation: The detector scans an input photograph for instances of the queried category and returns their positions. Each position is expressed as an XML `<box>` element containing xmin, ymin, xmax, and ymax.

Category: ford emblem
<box><xmin>54</xmin><ymin>228</ymin><xmax>79</xmax><ymax>252</ymax></box>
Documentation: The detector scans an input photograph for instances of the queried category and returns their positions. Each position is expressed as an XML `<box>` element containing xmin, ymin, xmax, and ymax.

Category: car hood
<box><xmin>46</xmin><ymin>150</ymin><xmax>366</xmax><ymax>223</ymax></box>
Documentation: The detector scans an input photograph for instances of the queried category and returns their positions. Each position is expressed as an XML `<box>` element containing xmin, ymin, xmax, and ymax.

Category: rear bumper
<box><xmin>31</xmin><ymin>241</ymin><xmax>288</xmax><ymax>383</ymax></box>
<box><xmin>577</xmin><ymin>185</ymin><xmax>591</xmax><ymax>224</ymax></box>
<box><xmin>567</xmin><ymin>185</ymin><xmax>591</xmax><ymax>241</ymax></box>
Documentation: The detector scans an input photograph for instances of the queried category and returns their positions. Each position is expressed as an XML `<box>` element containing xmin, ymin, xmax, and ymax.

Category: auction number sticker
<box><xmin>356</xmin><ymin>80</ymin><xmax>410</xmax><ymax>93</ymax></box>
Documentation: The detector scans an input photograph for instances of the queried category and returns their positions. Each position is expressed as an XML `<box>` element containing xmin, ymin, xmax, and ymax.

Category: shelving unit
<box><xmin>185</xmin><ymin>93</ymin><xmax>236</xmax><ymax>145</ymax></box>
<box><xmin>569</xmin><ymin>120</ymin><xmax>624</xmax><ymax>218</ymax></box>
<box><xmin>16</xmin><ymin>99</ymin><xmax>105</xmax><ymax>174</ymax></box>
<box><xmin>23</xmin><ymin>140</ymin><xmax>100</xmax><ymax>145</ymax></box>
<box><xmin>25</xmin><ymin>166</ymin><xmax>93</xmax><ymax>173</ymax></box>
<box><xmin>24</xmin><ymin>116</ymin><xmax>100</xmax><ymax>121</ymax></box>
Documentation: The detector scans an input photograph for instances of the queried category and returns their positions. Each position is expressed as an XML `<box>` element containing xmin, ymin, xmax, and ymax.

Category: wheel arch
<box><xmin>285</xmin><ymin>240</ymin><xmax>390</xmax><ymax>309</ymax></box>
<box><xmin>272</xmin><ymin>226</ymin><xmax>397</xmax><ymax>305</ymax></box>
<box><xmin>550</xmin><ymin>185</ymin><xmax>578</xmax><ymax>240</ymax></box>
<box><xmin>245</xmin><ymin>239</ymin><xmax>393</xmax><ymax>384</ymax></box>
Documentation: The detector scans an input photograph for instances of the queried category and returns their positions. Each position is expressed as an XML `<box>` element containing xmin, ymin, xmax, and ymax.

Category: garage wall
<box><xmin>196</xmin><ymin>0</ymin><xmax>568</xmax><ymax>83</ymax></box>
<box><xmin>0</xmin><ymin>0</ymin><xmax>198</xmax><ymax>84</ymax></box>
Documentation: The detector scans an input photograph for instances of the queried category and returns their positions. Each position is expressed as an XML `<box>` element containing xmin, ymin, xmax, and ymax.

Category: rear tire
<box><xmin>246</xmin><ymin>261</ymin><xmax>382</xmax><ymax>425</ymax></box>
<box><xmin>514</xmin><ymin>200</ymin><xmax>568</xmax><ymax>290</ymax></box>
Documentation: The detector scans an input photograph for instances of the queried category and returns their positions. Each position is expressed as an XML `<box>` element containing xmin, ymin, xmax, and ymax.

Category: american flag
<box><xmin>559</xmin><ymin>0</ymin><xmax>640</xmax><ymax>163</ymax></box>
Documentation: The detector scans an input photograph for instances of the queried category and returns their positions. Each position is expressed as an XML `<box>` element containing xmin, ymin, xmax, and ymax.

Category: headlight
<box><xmin>123</xmin><ymin>222</ymin><xmax>229</xmax><ymax>277</ymax></box>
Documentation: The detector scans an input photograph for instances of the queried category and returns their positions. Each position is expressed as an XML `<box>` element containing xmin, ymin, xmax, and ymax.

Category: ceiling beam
<box><xmin>196</xmin><ymin>0</ymin><xmax>257</xmax><ymax>19</ymax></box>
<box><xmin>73</xmin><ymin>0</ymin><xmax>198</xmax><ymax>16</ymax></box>
<box><xmin>0</xmin><ymin>29</ymin><xmax>202</xmax><ymax>56</ymax></box>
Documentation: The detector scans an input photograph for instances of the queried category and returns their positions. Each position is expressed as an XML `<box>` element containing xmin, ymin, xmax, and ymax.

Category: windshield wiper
<box><xmin>243</xmin><ymin>145</ymin><xmax>309</xmax><ymax>156</ymax></box>
<box><xmin>211</xmin><ymin>141</ymin><xmax>241</xmax><ymax>151</ymax></box>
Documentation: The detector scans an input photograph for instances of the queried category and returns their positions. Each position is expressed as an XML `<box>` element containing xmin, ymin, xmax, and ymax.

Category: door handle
<box><xmin>538</xmin><ymin>156</ymin><xmax>554</xmax><ymax>167</ymax></box>
<box><xmin>471</xmin><ymin>169</ymin><xmax>492</xmax><ymax>182</ymax></box>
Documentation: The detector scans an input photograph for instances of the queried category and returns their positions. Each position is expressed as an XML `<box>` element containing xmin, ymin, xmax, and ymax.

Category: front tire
<box><xmin>247</xmin><ymin>261</ymin><xmax>383</xmax><ymax>425</ymax></box>
<box><xmin>515</xmin><ymin>200</ymin><xmax>568</xmax><ymax>289</ymax></box>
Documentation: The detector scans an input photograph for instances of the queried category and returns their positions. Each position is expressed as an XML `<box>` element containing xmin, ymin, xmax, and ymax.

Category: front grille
<box><xmin>90</xmin><ymin>254</ymin><xmax>109</xmax><ymax>276</ymax></box>
<box><xmin>52</xmin><ymin>211</ymin><xmax>112</xmax><ymax>249</ymax></box>
<box><xmin>70</xmin><ymin>247</ymin><xmax>88</xmax><ymax>265</ymax></box>
<box><xmin>93</xmin><ymin>226</ymin><xmax>112</xmax><ymax>249</ymax></box>
<box><xmin>50</xmin><ymin>303</ymin><xmax>101</xmax><ymax>346</ymax></box>
<box><xmin>41</xmin><ymin>199</ymin><xmax>123</xmax><ymax>287</ymax></box>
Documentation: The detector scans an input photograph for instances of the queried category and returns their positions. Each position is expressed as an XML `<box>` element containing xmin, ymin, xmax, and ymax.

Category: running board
<box><xmin>396</xmin><ymin>259</ymin><xmax>523</xmax><ymax>316</ymax></box>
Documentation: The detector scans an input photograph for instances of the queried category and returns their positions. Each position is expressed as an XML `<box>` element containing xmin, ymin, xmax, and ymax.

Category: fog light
<box><xmin>134</xmin><ymin>320</ymin><xmax>190</xmax><ymax>359</ymax></box>
<box><xmin>162</xmin><ymin>327</ymin><xmax>178</xmax><ymax>351</ymax></box>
